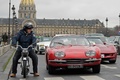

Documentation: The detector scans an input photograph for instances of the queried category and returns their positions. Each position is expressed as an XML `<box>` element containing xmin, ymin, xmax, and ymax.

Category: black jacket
<box><xmin>12</xmin><ymin>29</ymin><xmax>36</xmax><ymax>48</ymax></box>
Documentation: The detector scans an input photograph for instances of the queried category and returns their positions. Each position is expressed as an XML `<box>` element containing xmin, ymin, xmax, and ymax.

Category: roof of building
<box><xmin>20</xmin><ymin>0</ymin><xmax>34</xmax><ymax>5</ymax></box>
<box><xmin>0</xmin><ymin>18</ymin><xmax>104</xmax><ymax>27</ymax></box>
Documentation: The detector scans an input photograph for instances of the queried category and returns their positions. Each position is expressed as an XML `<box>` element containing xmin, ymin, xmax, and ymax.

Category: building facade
<box><xmin>0</xmin><ymin>0</ymin><xmax>104</xmax><ymax>37</ymax></box>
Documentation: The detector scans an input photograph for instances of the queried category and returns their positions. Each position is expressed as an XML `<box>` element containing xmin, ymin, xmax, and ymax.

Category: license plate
<box><xmin>101</xmin><ymin>54</ymin><xmax>105</xmax><ymax>58</ymax></box>
<box><xmin>40</xmin><ymin>45</ymin><xmax>44</xmax><ymax>47</ymax></box>
<box><xmin>68</xmin><ymin>65</ymin><xmax>83</xmax><ymax>69</ymax></box>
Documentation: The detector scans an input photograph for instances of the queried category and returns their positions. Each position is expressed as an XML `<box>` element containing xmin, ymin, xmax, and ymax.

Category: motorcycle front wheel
<box><xmin>22</xmin><ymin>60</ymin><xmax>27</xmax><ymax>78</ymax></box>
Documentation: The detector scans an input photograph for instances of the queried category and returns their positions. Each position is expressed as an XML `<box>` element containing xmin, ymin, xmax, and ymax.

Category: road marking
<box><xmin>101</xmin><ymin>64</ymin><xmax>117</xmax><ymax>69</ymax></box>
<box><xmin>44</xmin><ymin>77</ymin><xmax>64</xmax><ymax>80</ymax></box>
<box><xmin>115</xmin><ymin>74</ymin><xmax>120</xmax><ymax>77</ymax></box>
<box><xmin>80</xmin><ymin>76</ymin><xmax>105</xmax><ymax>80</ymax></box>
<box><xmin>19</xmin><ymin>79</ymin><xmax>26</xmax><ymax>80</ymax></box>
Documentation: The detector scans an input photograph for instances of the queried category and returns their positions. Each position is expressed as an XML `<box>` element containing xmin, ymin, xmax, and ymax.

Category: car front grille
<box><xmin>61</xmin><ymin>59</ymin><xmax>86</xmax><ymax>64</ymax></box>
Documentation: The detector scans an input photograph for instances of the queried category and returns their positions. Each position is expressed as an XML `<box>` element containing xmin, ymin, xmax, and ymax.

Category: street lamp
<box><xmin>12</xmin><ymin>5</ymin><xmax>16</xmax><ymax>36</ymax></box>
<box><xmin>8</xmin><ymin>0</ymin><xmax>11</xmax><ymax>44</ymax></box>
<box><xmin>118</xmin><ymin>13</ymin><xmax>120</xmax><ymax>27</ymax></box>
<box><xmin>14</xmin><ymin>16</ymin><xmax>17</xmax><ymax>34</ymax></box>
<box><xmin>105</xmin><ymin>17</ymin><xmax>108</xmax><ymax>36</ymax></box>
<box><xmin>15</xmin><ymin>20</ymin><xmax>18</xmax><ymax>34</ymax></box>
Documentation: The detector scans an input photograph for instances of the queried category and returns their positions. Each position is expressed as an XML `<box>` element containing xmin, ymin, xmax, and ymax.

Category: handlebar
<box><xmin>17</xmin><ymin>45</ymin><xmax>33</xmax><ymax>50</ymax></box>
<box><xmin>12</xmin><ymin>40</ymin><xmax>39</xmax><ymax>50</ymax></box>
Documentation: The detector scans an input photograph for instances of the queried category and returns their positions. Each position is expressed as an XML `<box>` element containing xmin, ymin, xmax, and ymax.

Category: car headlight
<box><xmin>55</xmin><ymin>51</ymin><xmax>65</xmax><ymax>58</ymax></box>
<box><xmin>86</xmin><ymin>50</ymin><xmax>96</xmax><ymax>57</ymax></box>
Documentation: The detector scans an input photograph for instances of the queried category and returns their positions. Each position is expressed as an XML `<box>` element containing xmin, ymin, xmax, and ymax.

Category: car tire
<box><xmin>109</xmin><ymin>60</ymin><xmax>116</xmax><ymax>64</ymax></box>
<box><xmin>35</xmin><ymin>50</ymin><xmax>38</xmax><ymax>54</ymax></box>
<box><xmin>46</xmin><ymin>65</ymin><xmax>48</xmax><ymax>70</ymax></box>
<box><xmin>39</xmin><ymin>51</ymin><xmax>42</xmax><ymax>54</ymax></box>
<box><xmin>92</xmin><ymin>64</ymin><xmax>100</xmax><ymax>73</ymax></box>
<box><xmin>48</xmin><ymin>65</ymin><xmax>56</xmax><ymax>74</ymax></box>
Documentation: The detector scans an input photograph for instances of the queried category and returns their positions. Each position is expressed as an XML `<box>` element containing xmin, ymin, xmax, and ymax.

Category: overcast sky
<box><xmin>0</xmin><ymin>0</ymin><xmax>120</xmax><ymax>27</ymax></box>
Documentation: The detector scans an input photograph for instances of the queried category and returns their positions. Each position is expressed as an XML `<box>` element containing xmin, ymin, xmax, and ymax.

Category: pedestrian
<box><xmin>2</xmin><ymin>33</ymin><xmax>8</xmax><ymax>45</ymax></box>
<box><xmin>10</xmin><ymin>22</ymin><xmax>39</xmax><ymax>77</ymax></box>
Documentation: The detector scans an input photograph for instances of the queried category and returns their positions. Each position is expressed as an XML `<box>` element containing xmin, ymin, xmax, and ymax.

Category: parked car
<box><xmin>35</xmin><ymin>37</ymin><xmax>52</xmax><ymax>54</ymax></box>
<box><xmin>46</xmin><ymin>35</ymin><xmax>101</xmax><ymax>74</ymax></box>
<box><xmin>87</xmin><ymin>36</ymin><xmax>117</xmax><ymax>63</ymax></box>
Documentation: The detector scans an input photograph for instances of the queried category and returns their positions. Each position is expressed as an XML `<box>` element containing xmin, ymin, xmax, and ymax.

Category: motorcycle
<box><xmin>17</xmin><ymin>44</ymin><xmax>33</xmax><ymax>78</ymax></box>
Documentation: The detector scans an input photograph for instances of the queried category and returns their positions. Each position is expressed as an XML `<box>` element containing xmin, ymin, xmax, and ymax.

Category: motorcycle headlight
<box><xmin>86</xmin><ymin>50</ymin><xmax>96</xmax><ymax>57</ymax></box>
<box><xmin>55</xmin><ymin>51</ymin><xmax>65</xmax><ymax>58</ymax></box>
<box><xmin>22</xmin><ymin>49</ymin><xmax>28</xmax><ymax>53</ymax></box>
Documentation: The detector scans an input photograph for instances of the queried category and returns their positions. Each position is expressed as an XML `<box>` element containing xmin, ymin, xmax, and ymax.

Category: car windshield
<box><xmin>88</xmin><ymin>38</ymin><xmax>103</xmax><ymax>44</ymax></box>
<box><xmin>39</xmin><ymin>37</ymin><xmax>52</xmax><ymax>42</ymax></box>
<box><xmin>50</xmin><ymin>36</ymin><xmax>90</xmax><ymax>47</ymax></box>
<box><xmin>108</xmin><ymin>36</ymin><xmax>115</xmax><ymax>42</ymax></box>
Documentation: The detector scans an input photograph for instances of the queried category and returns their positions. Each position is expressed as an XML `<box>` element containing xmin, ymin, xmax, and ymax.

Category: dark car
<box><xmin>109</xmin><ymin>36</ymin><xmax>120</xmax><ymax>54</ymax></box>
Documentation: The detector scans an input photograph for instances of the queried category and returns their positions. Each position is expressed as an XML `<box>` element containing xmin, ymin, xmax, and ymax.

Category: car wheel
<box><xmin>48</xmin><ymin>65</ymin><xmax>56</xmax><ymax>74</ymax></box>
<box><xmin>92</xmin><ymin>64</ymin><xmax>100</xmax><ymax>73</ymax></box>
<box><xmin>46</xmin><ymin>65</ymin><xmax>48</xmax><ymax>70</ymax></box>
<box><xmin>109</xmin><ymin>60</ymin><xmax>116</xmax><ymax>64</ymax></box>
<box><xmin>40</xmin><ymin>51</ymin><xmax>42</xmax><ymax>54</ymax></box>
<box><xmin>35</xmin><ymin>50</ymin><xmax>38</xmax><ymax>54</ymax></box>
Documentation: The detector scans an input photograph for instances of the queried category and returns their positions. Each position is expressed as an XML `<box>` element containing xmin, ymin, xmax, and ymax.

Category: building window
<box><xmin>28</xmin><ymin>14</ymin><xmax>30</xmax><ymax>18</ymax></box>
<box><xmin>21</xmin><ymin>13</ymin><xmax>22</xmax><ymax>18</ymax></box>
<box><xmin>33</xmin><ymin>14</ymin><xmax>34</xmax><ymax>18</ymax></box>
<box><xmin>25</xmin><ymin>7</ymin><xmax>26</xmax><ymax>10</ymax></box>
<box><xmin>24</xmin><ymin>13</ymin><xmax>26</xmax><ymax>18</ymax></box>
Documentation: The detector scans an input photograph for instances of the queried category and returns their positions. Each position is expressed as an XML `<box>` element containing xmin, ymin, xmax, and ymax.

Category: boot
<box><xmin>34</xmin><ymin>73</ymin><xmax>39</xmax><ymax>77</ymax></box>
<box><xmin>10</xmin><ymin>73</ymin><xmax>16</xmax><ymax>77</ymax></box>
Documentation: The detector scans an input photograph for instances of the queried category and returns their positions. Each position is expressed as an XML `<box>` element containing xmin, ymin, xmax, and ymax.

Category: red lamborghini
<box><xmin>45</xmin><ymin>35</ymin><xmax>101</xmax><ymax>74</ymax></box>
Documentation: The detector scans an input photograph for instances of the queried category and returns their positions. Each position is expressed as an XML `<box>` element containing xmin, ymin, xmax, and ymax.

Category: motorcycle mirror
<box><xmin>36</xmin><ymin>40</ymin><xmax>39</xmax><ymax>43</ymax></box>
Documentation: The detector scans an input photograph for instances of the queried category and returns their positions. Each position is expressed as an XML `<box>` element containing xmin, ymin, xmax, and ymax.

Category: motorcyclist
<box><xmin>10</xmin><ymin>22</ymin><xmax>39</xmax><ymax>77</ymax></box>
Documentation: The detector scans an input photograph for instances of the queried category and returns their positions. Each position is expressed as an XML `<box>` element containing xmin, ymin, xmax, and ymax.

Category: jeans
<box><xmin>12</xmin><ymin>48</ymin><xmax>38</xmax><ymax>74</ymax></box>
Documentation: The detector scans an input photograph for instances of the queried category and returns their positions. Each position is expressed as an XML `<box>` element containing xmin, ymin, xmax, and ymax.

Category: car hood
<box><xmin>37</xmin><ymin>41</ymin><xmax>50</xmax><ymax>46</ymax></box>
<box><xmin>96</xmin><ymin>44</ymin><xmax>116</xmax><ymax>53</ymax></box>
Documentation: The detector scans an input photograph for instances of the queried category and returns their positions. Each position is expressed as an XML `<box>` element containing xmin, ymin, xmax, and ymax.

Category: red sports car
<box><xmin>87</xmin><ymin>37</ymin><xmax>117</xmax><ymax>63</ymax></box>
<box><xmin>45</xmin><ymin>35</ymin><xmax>101</xmax><ymax>74</ymax></box>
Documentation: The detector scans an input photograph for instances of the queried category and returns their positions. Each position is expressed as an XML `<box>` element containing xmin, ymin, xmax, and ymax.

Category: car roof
<box><xmin>53</xmin><ymin>35</ymin><xmax>86</xmax><ymax>39</ymax></box>
<box><xmin>55</xmin><ymin>34</ymin><xmax>76</xmax><ymax>36</ymax></box>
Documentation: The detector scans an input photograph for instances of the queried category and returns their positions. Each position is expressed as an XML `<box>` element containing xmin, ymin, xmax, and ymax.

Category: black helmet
<box><xmin>23</xmin><ymin>22</ymin><xmax>33</xmax><ymax>30</ymax></box>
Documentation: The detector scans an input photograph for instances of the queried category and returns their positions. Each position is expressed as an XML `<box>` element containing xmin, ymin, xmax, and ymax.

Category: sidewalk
<box><xmin>0</xmin><ymin>49</ymin><xmax>14</xmax><ymax>72</ymax></box>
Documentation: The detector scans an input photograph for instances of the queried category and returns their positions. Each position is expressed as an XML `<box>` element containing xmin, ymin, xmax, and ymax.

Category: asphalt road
<box><xmin>7</xmin><ymin>55</ymin><xmax>120</xmax><ymax>80</ymax></box>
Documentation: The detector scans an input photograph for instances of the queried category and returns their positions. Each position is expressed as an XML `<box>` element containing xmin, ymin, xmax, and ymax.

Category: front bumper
<box><xmin>39</xmin><ymin>48</ymin><xmax>45</xmax><ymax>52</ymax></box>
<box><xmin>101</xmin><ymin>53</ymin><xmax>117</xmax><ymax>61</ymax></box>
<box><xmin>37</xmin><ymin>45</ymin><xmax>45</xmax><ymax>52</ymax></box>
<box><xmin>48</xmin><ymin>58</ymin><xmax>101</xmax><ymax>67</ymax></box>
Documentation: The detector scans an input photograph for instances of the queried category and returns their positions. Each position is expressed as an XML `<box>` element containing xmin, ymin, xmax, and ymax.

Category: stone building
<box><xmin>0</xmin><ymin>0</ymin><xmax>104</xmax><ymax>37</ymax></box>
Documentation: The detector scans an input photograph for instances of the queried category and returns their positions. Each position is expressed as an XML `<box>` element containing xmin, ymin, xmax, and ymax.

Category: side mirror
<box><xmin>114</xmin><ymin>41</ymin><xmax>119</xmax><ymax>44</ymax></box>
<box><xmin>36</xmin><ymin>40</ymin><xmax>39</xmax><ymax>43</ymax></box>
<box><xmin>103</xmin><ymin>42</ymin><xmax>106</xmax><ymax>45</ymax></box>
